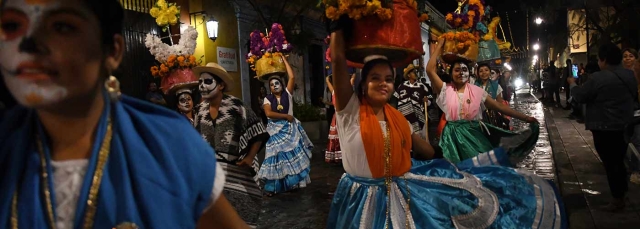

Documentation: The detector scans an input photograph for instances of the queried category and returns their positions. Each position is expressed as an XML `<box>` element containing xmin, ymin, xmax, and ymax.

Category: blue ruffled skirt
<box><xmin>327</xmin><ymin>148</ymin><xmax>567</xmax><ymax>229</ymax></box>
<box><xmin>258</xmin><ymin>119</ymin><xmax>314</xmax><ymax>193</ymax></box>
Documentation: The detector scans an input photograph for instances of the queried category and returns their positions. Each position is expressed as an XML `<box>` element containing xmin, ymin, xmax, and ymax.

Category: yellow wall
<box><xmin>189</xmin><ymin>0</ymin><xmax>242</xmax><ymax>98</ymax></box>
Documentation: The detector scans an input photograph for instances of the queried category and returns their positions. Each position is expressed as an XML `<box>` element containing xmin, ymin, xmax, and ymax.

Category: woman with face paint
<box><xmin>474</xmin><ymin>63</ymin><xmax>510</xmax><ymax>130</ymax></box>
<box><xmin>193</xmin><ymin>62</ymin><xmax>269</xmax><ymax>228</ymax></box>
<box><xmin>258</xmin><ymin>56</ymin><xmax>314</xmax><ymax>196</ymax></box>
<box><xmin>327</xmin><ymin>23</ymin><xmax>566</xmax><ymax>229</ymax></box>
<box><xmin>427</xmin><ymin>37</ymin><xmax>540</xmax><ymax>163</ymax></box>
<box><xmin>0</xmin><ymin>1</ymin><xmax>250</xmax><ymax>228</ymax></box>
<box><xmin>175</xmin><ymin>88</ymin><xmax>195</xmax><ymax>125</ymax></box>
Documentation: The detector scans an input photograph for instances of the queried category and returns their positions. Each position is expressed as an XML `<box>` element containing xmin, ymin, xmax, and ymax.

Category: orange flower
<box><xmin>151</xmin><ymin>66</ymin><xmax>159</xmax><ymax>72</ymax></box>
<box><xmin>454</xmin><ymin>18</ymin><xmax>462</xmax><ymax>26</ymax></box>
<box><xmin>160</xmin><ymin>64</ymin><xmax>169</xmax><ymax>73</ymax></box>
<box><xmin>465</xmin><ymin>40</ymin><xmax>473</xmax><ymax>46</ymax></box>
<box><xmin>177</xmin><ymin>56</ymin><xmax>185</xmax><ymax>63</ymax></box>
<box><xmin>167</xmin><ymin>55</ymin><xmax>177</xmax><ymax>63</ymax></box>
<box><xmin>419</xmin><ymin>13</ymin><xmax>429</xmax><ymax>22</ymax></box>
<box><xmin>457</xmin><ymin>43</ymin><xmax>465</xmax><ymax>50</ymax></box>
<box><xmin>446</xmin><ymin>13</ymin><xmax>453</xmax><ymax>22</ymax></box>
<box><xmin>325</xmin><ymin>6</ymin><xmax>339</xmax><ymax>20</ymax></box>
<box><xmin>495</xmin><ymin>59</ymin><xmax>502</xmax><ymax>64</ymax></box>
<box><xmin>189</xmin><ymin>55</ymin><xmax>196</xmax><ymax>63</ymax></box>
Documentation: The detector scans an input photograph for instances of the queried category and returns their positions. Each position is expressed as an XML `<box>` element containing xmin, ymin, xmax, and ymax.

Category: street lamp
<box><xmin>206</xmin><ymin>17</ymin><xmax>219</xmax><ymax>41</ymax></box>
<box><xmin>533</xmin><ymin>44</ymin><xmax>540</xmax><ymax>51</ymax></box>
<box><xmin>190</xmin><ymin>12</ymin><xmax>219</xmax><ymax>42</ymax></box>
<box><xmin>533</xmin><ymin>54</ymin><xmax>538</xmax><ymax>60</ymax></box>
<box><xmin>535</xmin><ymin>17</ymin><xmax>543</xmax><ymax>25</ymax></box>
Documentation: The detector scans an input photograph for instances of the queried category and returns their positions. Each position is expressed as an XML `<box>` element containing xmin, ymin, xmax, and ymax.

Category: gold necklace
<box><xmin>383</xmin><ymin>122</ymin><xmax>412</xmax><ymax>229</ymax></box>
<box><xmin>11</xmin><ymin>117</ymin><xmax>113</xmax><ymax>229</ymax></box>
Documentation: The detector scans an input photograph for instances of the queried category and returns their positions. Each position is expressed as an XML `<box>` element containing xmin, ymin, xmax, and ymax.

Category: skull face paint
<box><xmin>490</xmin><ymin>70</ymin><xmax>498</xmax><ymax>80</ymax></box>
<box><xmin>460</xmin><ymin>63</ymin><xmax>470</xmax><ymax>83</ymax></box>
<box><xmin>199</xmin><ymin>73</ymin><xmax>219</xmax><ymax>99</ymax></box>
<box><xmin>270</xmin><ymin>79</ymin><xmax>282</xmax><ymax>93</ymax></box>
<box><xmin>177</xmin><ymin>93</ymin><xmax>193</xmax><ymax>113</ymax></box>
<box><xmin>0</xmin><ymin>0</ymin><xmax>71</xmax><ymax>108</ymax></box>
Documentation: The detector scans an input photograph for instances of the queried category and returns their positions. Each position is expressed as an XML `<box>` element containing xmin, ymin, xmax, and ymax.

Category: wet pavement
<box><xmin>256</xmin><ymin>87</ymin><xmax>553</xmax><ymax>229</ymax></box>
<box><xmin>543</xmin><ymin>90</ymin><xmax>640</xmax><ymax>229</ymax></box>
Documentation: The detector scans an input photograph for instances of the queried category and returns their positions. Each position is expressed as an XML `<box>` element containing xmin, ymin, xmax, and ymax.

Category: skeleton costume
<box><xmin>327</xmin><ymin>56</ymin><xmax>567</xmax><ymax>229</ymax></box>
<box><xmin>258</xmin><ymin>76</ymin><xmax>314</xmax><ymax>194</ymax></box>
<box><xmin>193</xmin><ymin>63</ymin><xmax>269</xmax><ymax>228</ymax></box>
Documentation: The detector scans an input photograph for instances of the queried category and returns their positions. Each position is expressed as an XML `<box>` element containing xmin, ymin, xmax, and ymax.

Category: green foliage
<box><xmin>292</xmin><ymin>100</ymin><xmax>323</xmax><ymax>122</ymax></box>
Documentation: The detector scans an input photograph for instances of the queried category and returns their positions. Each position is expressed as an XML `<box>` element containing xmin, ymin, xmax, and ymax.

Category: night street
<box><xmin>256</xmin><ymin>88</ymin><xmax>619</xmax><ymax>229</ymax></box>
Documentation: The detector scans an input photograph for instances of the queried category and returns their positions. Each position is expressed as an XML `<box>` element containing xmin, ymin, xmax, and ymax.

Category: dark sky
<box><xmin>430</xmin><ymin>0</ymin><xmax>534</xmax><ymax>52</ymax></box>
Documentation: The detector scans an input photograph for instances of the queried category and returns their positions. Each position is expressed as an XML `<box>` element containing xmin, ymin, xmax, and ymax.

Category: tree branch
<box><xmin>247</xmin><ymin>0</ymin><xmax>271</xmax><ymax>29</ymax></box>
<box><xmin>276</xmin><ymin>0</ymin><xmax>290</xmax><ymax>23</ymax></box>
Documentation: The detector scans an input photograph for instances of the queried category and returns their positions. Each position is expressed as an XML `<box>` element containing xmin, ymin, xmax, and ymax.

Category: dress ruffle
<box><xmin>259</xmin><ymin>119</ymin><xmax>313</xmax><ymax>193</ymax></box>
<box><xmin>327</xmin><ymin>148</ymin><xmax>567</xmax><ymax>229</ymax></box>
<box><xmin>326</xmin><ymin>114</ymin><xmax>342</xmax><ymax>163</ymax></box>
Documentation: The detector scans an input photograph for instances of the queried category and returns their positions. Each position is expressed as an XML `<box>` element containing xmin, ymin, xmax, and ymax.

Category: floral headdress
<box><xmin>320</xmin><ymin>0</ymin><xmax>429</xmax><ymax>22</ymax></box>
<box><xmin>145</xmin><ymin>28</ymin><xmax>201</xmax><ymax>78</ymax></box>
<box><xmin>439</xmin><ymin>0</ymin><xmax>488</xmax><ymax>62</ymax></box>
<box><xmin>245</xmin><ymin>23</ymin><xmax>293</xmax><ymax>72</ymax></box>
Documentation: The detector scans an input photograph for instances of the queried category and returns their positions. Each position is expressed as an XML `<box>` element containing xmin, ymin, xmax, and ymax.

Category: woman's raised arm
<box><xmin>330</xmin><ymin>31</ymin><xmax>354</xmax><ymax>112</ymax></box>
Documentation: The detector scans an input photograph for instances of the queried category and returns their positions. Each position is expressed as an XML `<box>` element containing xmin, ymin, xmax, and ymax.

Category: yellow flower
<box><xmin>169</xmin><ymin>15</ymin><xmax>178</xmax><ymax>24</ymax></box>
<box><xmin>157</xmin><ymin>0</ymin><xmax>168</xmax><ymax>9</ymax></box>
<box><xmin>168</xmin><ymin>5</ymin><xmax>179</xmax><ymax>15</ymax></box>
<box><xmin>150</xmin><ymin>8</ymin><xmax>160</xmax><ymax>18</ymax></box>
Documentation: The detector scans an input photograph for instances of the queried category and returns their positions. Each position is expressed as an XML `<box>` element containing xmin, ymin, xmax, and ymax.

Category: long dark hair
<box><xmin>357</xmin><ymin>58</ymin><xmax>395</xmax><ymax>100</ymax></box>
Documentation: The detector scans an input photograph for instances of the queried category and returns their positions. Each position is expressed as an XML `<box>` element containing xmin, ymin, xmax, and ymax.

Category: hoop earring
<box><xmin>105</xmin><ymin>76</ymin><xmax>121</xmax><ymax>102</ymax></box>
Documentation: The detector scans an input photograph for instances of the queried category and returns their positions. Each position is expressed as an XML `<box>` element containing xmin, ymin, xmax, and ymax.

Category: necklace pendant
<box><xmin>466</xmin><ymin>99</ymin><xmax>471</xmax><ymax>104</ymax></box>
<box><xmin>277</xmin><ymin>104</ymin><xmax>284</xmax><ymax>111</ymax></box>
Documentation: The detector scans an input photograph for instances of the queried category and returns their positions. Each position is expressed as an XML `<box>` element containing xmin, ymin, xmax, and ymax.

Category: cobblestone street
<box><xmin>257</xmin><ymin>88</ymin><xmax>554</xmax><ymax>229</ymax></box>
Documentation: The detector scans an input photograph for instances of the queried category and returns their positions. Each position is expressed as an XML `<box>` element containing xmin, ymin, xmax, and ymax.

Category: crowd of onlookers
<box><xmin>538</xmin><ymin>43</ymin><xmax>639</xmax><ymax>212</ymax></box>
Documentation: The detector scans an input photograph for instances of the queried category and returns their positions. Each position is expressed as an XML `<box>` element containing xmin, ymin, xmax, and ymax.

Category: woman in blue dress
<box><xmin>0</xmin><ymin>0</ymin><xmax>248</xmax><ymax>228</ymax></box>
<box><xmin>327</xmin><ymin>25</ymin><xmax>566</xmax><ymax>229</ymax></box>
<box><xmin>258</xmin><ymin>56</ymin><xmax>314</xmax><ymax>196</ymax></box>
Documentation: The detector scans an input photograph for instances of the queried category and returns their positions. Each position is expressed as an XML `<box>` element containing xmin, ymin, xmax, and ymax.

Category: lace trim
<box><xmin>359</xmin><ymin>186</ymin><xmax>378</xmax><ymax>229</ymax></box>
<box><xmin>405</xmin><ymin>171</ymin><xmax>499</xmax><ymax>229</ymax></box>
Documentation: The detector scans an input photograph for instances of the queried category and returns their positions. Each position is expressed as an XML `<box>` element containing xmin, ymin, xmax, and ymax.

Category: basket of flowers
<box><xmin>145</xmin><ymin>0</ymin><xmax>203</xmax><ymax>95</ymax></box>
<box><xmin>440</xmin><ymin>0</ymin><xmax>487</xmax><ymax>63</ymax></box>
<box><xmin>246</xmin><ymin>23</ymin><xmax>294</xmax><ymax>81</ymax></box>
<box><xmin>321</xmin><ymin>0</ymin><xmax>430</xmax><ymax>68</ymax></box>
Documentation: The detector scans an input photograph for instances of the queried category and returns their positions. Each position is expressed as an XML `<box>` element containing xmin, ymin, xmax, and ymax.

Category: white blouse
<box><xmin>436</xmin><ymin>83</ymin><xmax>489</xmax><ymax>121</ymax></box>
<box><xmin>51</xmin><ymin>160</ymin><xmax>225</xmax><ymax>229</ymax></box>
<box><xmin>336</xmin><ymin>94</ymin><xmax>413</xmax><ymax>178</ymax></box>
<box><xmin>263</xmin><ymin>89</ymin><xmax>294</xmax><ymax>116</ymax></box>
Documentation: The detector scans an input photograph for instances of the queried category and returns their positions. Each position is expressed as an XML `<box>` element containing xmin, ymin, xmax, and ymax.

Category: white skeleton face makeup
<box><xmin>270</xmin><ymin>79</ymin><xmax>282</xmax><ymax>93</ymax></box>
<box><xmin>199</xmin><ymin>73</ymin><xmax>219</xmax><ymax>99</ymax></box>
<box><xmin>1</xmin><ymin>0</ymin><xmax>70</xmax><ymax>107</ymax></box>
<box><xmin>460</xmin><ymin>63</ymin><xmax>470</xmax><ymax>83</ymax></box>
<box><xmin>490</xmin><ymin>70</ymin><xmax>498</xmax><ymax>80</ymax></box>
<box><xmin>177</xmin><ymin>93</ymin><xmax>193</xmax><ymax>113</ymax></box>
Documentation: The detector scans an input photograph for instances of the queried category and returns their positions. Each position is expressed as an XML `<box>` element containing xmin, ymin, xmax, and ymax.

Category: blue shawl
<box><xmin>475</xmin><ymin>79</ymin><xmax>500</xmax><ymax>99</ymax></box>
<box><xmin>0</xmin><ymin>92</ymin><xmax>218</xmax><ymax>228</ymax></box>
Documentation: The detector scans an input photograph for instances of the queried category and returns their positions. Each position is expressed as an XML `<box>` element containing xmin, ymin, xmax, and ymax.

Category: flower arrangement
<box><xmin>321</xmin><ymin>0</ymin><xmax>392</xmax><ymax>21</ymax></box>
<box><xmin>145</xmin><ymin>27</ymin><xmax>202</xmax><ymax>78</ymax></box>
<box><xmin>442</xmin><ymin>31</ymin><xmax>479</xmax><ymax>52</ymax></box>
<box><xmin>321</xmin><ymin>0</ymin><xmax>429</xmax><ymax>22</ymax></box>
<box><xmin>445</xmin><ymin>0</ymin><xmax>484</xmax><ymax>30</ymax></box>
<box><xmin>245</xmin><ymin>23</ymin><xmax>293</xmax><ymax>74</ymax></box>
<box><xmin>149</xmin><ymin>0</ymin><xmax>180</xmax><ymax>32</ymax></box>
